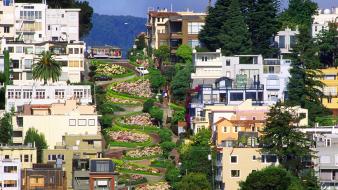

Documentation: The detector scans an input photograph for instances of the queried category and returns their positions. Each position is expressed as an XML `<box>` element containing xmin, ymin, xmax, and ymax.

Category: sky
<box><xmin>85</xmin><ymin>0</ymin><xmax>337</xmax><ymax>18</ymax></box>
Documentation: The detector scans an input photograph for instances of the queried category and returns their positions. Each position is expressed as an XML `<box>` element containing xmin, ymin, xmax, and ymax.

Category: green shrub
<box><xmin>100</xmin><ymin>115</ymin><xmax>113</xmax><ymax>129</ymax></box>
<box><xmin>159</xmin><ymin>128</ymin><xmax>172</xmax><ymax>143</ymax></box>
<box><xmin>143</xmin><ymin>99</ymin><xmax>155</xmax><ymax>113</ymax></box>
<box><xmin>150</xmin><ymin>106</ymin><xmax>163</xmax><ymax>122</ymax></box>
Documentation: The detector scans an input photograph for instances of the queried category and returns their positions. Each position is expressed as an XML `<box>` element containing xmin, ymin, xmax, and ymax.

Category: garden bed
<box><xmin>122</xmin><ymin>113</ymin><xmax>155</xmax><ymax>127</ymax></box>
<box><xmin>124</xmin><ymin>146</ymin><xmax>162</xmax><ymax>160</ymax></box>
<box><xmin>110</xmin><ymin>79</ymin><xmax>152</xmax><ymax>98</ymax></box>
<box><xmin>135</xmin><ymin>182</ymin><xmax>171</xmax><ymax>190</ymax></box>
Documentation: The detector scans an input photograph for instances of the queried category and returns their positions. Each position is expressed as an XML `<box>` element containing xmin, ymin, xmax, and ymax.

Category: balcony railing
<box><xmin>192</xmin><ymin>116</ymin><xmax>207</xmax><ymax>123</ymax></box>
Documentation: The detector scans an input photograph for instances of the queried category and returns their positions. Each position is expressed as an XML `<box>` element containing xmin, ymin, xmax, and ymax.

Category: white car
<box><xmin>136</xmin><ymin>67</ymin><xmax>149</xmax><ymax>75</ymax></box>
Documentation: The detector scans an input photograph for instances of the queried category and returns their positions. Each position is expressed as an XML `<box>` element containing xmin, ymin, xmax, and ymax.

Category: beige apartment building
<box><xmin>43</xmin><ymin>134</ymin><xmax>103</xmax><ymax>190</ymax></box>
<box><xmin>11</xmin><ymin>99</ymin><xmax>101</xmax><ymax>148</ymax></box>
<box><xmin>0</xmin><ymin>144</ymin><xmax>36</xmax><ymax>169</ymax></box>
<box><xmin>216</xmin><ymin>148</ymin><xmax>278</xmax><ymax>190</ymax></box>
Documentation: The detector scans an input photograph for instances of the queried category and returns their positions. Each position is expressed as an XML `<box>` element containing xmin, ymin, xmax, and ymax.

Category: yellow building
<box><xmin>0</xmin><ymin>144</ymin><xmax>37</xmax><ymax>169</ymax></box>
<box><xmin>216</xmin><ymin>148</ymin><xmax>278</xmax><ymax>190</ymax></box>
<box><xmin>320</xmin><ymin>68</ymin><xmax>338</xmax><ymax>115</ymax></box>
<box><xmin>43</xmin><ymin>134</ymin><xmax>103</xmax><ymax>190</ymax></box>
<box><xmin>214</xmin><ymin>118</ymin><xmax>265</xmax><ymax>147</ymax></box>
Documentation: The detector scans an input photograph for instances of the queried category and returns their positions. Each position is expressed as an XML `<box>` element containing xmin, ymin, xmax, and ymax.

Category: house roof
<box><xmin>214</xmin><ymin>117</ymin><xmax>265</xmax><ymax>126</ymax></box>
<box><xmin>149</xmin><ymin>11</ymin><xmax>179</xmax><ymax>17</ymax></box>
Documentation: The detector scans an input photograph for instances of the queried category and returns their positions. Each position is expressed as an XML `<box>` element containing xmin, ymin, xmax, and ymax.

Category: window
<box><xmin>74</xmin><ymin>48</ymin><xmax>79</xmax><ymax>54</ymax></box>
<box><xmin>262</xmin><ymin>155</ymin><xmax>277</xmax><ymax>163</ymax></box>
<box><xmin>252</xmin><ymin>155</ymin><xmax>256</xmax><ymax>160</ymax></box>
<box><xmin>326</xmin><ymin>138</ymin><xmax>331</xmax><ymax>147</ymax></box>
<box><xmin>7</xmin><ymin>89</ymin><xmax>14</xmax><ymax>99</ymax></box>
<box><xmin>279</xmin><ymin>35</ymin><xmax>285</xmax><ymax>48</ymax></box>
<box><xmin>69</xmin><ymin>119</ymin><xmax>76</xmax><ymax>126</ymax></box>
<box><xmin>188</xmin><ymin>40</ymin><xmax>200</xmax><ymax>48</ymax></box>
<box><xmin>231</xmin><ymin>170</ymin><xmax>240</xmax><ymax>177</ymax></box>
<box><xmin>4</xmin><ymin>26</ymin><xmax>10</xmax><ymax>33</ymax></box>
<box><xmin>35</xmin><ymin>89</ymin><xmax>45</xmax><ymax>99</ymax></box>
<box><xmin>188</xmin><ymin>22</ymin><xmax>205</xmax><ymax>34</ymax></box>
<box><xmin>226</xmin><ymin>59</ymin><xmax>231</xmax><ymax>66</ymax></box>
<box><xmin>252</xmin><ymin>116</ymin><xmax>256</xmax><ymax>120</ymax></box>
<box><xmin>48</xmin><ymin>25</ymin><xmax>51</xmax><ymax>30</ymax></box>
<box><xmin>290</xmin><ymin>35</ymin><xmax>296</xmax><ymax>48</ymax></box>
<box><xmin>16</xmin><ymin>46</ymin><xmax>23</xmax><ymax>53</ymax></box>
<box><xmin>4</xmin><ymin>166</ymin><xmax>17</xmax><ymax>173</ymax></box>
<box><xmin>230</xmin><ymin>93</ymin><xmax>244</xmax><ymax>101</ymax></box>
<box><xmin>96</xmin><ymin>161</ymin><xmax>110</xmax><ymax>172</ymax></box>
<box><xmin>74</xmin><ymin>89</ymin><xmax>84</xmax><ymax>98</ymax></box>
<box><xmin>24</xmin><ymin>59</ymin><xmax>33</xmax><ymax>69</ymax></box>
<box><xmin>223</xmin><ymin>127</ymin><xmax>227</xmax><ymax>133</ymax></box>
<box><xmin>78</xmin><ymin>119</ymin><xmax>87</xmax><ymax>126</ymax></box>
<box><xmin>15</xmin><ymin>90</ymin><xmax>21</xmax><ymax>99</ymax></box>
<box><xmin>157</xmin><ymin>18</ymin><xmax>160</xmax><ymax>22</ymax></box>
<box><xmin>39</xmin><ymin>34</ymin><xmax>42</xmax><ymax>38</ymax></box>
<box><xmin>4</xmin><ymin>180</ymin><xmax>17</xmax><ymax>187</ymax></box>
<box><xmin>328</xmin><ymin>97</ymin><xmax>332</xmax><ymax>103</ymax></box>
<box><xmin>5</xmin><ymin>155</ymin><xmax>9</xmax><ymax>159</ymax></box>
<box><xmin>55</xmin><ymin>89</ymin><xmax>65</xmax><ymax>99</ymax></box>
<box><xmin>24</xmin><ymin>155</ymin><xmax>29</xmax><ymax>162</ymax></box>
<box><xmin>67</xmin><ymin>48</ymin><xmax>73</xmax><ymax>54</ymax></box>
<box><xmin>88</xmin><ymin>119</ymin><xmax>95</xmax><ymax>126</ymax></box>
<box><xmin>234</xmin><ymin>126</ymin><xmax>238</xmax><ymax>132</ymax></box>
<box><xmin>230</xmin><ymin>156</ymin><xmax>237</xmax><ymax>163</ymax></box>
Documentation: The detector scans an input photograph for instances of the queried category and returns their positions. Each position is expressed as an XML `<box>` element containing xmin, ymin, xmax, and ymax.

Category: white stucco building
<box><xmin>0</xmin><ymin>0</ymin><xmax>80</xmax><ymax>43</ymax></box>
<box><xmin>5</xmin><ymin>84</ymin><xmax>92</xmax><ymax>112</ymax></box>
<box><xmin>312</xmin><ymin>8</ymin><xmax>338</xmax><ymax>37</ymax></box>
<box><xmin>275</xmin><ymin>28</ymin><xmax>298</xmax><ymax>54</ymax></box>
<box><xmin>191</xmin><ymin>49</ymin><xmax>291</xmax><ymax>105</ymax></box>
<box><xmin>0</xmin><ymin>159</ymin><xmax>21</xmax><ymax>190</ymax></box>
<box><xmin>1</xmin><ymin>39</ymin><xmax>85</xmax><ymax>84</ymax></box>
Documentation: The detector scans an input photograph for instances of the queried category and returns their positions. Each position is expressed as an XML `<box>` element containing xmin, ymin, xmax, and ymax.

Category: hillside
<box><xmin>82</xmin><ymin>13</ymin><xmax>147</xmax><ymax>56</ymax></box>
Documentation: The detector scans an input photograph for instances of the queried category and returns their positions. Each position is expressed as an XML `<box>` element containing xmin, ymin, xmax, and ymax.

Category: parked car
<box><xmin>94</xmin><ymin>76</ymin><xmax>112</xmax><ymax>81</ymax></box>
<box><xmin>136</xmin><ymin>67</ymin><xmax>149</xmax><ymax>75</ymax></box>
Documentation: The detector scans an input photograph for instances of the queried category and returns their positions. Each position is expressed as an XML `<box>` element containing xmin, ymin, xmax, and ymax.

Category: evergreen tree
<box><xmin>218</xmin><ymin>0</ymin><xmax>252</xmax><ymax>55</ymax></box>
<box><xmin>287</xmin><ymin>25</ymin><xmax>331</xmax><ymax>124</ymax></box>
<box><xmin>24</xmin><ymin>128</ymin><xmax>48</xmax><ymax>163</ymax></box>
<box><xmin>242</xmin><ymin>0</ymin><xmax>280</xmax><ymax>57</ymax></box>
<box><xmin>260</xmin><ymin>102</ymin><xmax>314</xmax><ymax>175</ymax></box>
<box><xmin>316</xmin><ymin>23</ymin><xmax>338</xmax><ymax>67</ymax></box>
<box><xmin>0</xmin><ymin>113</ymin><xmax>13</xmax><ymax>144</ymax></box>
<box><xmin>279</xmin><ymin>0</ymin><xmax>318</xmax><ymax>28</ymax></box>
<box><xmin>199</xmin><ymin>0</ymin><xmax>231</xmax><ymax>51</ymax></box>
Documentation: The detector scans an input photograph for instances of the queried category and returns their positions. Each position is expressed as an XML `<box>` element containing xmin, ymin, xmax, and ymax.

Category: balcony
<box><xmin>192</xmin><ymin>116</ymin><xmax>208</xmax><ymax>124</ymax></box>
<box><xmin>266</xmin><ymin>84</ymin><xmax>280</xmax><ymax>90</ymax></box>
<box><xmin>170</xmin><ymin>32</ymin><xmax>183</xmax><ymax>39</ymax></box>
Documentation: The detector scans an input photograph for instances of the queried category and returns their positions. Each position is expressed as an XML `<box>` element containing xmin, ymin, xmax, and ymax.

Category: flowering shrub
<box><xmin>110</xmin><ymin>97</ymin><xmax>140</xmax><ymax>104</ymax></box>
<box><xmin>121</xmin><ymin>164</ymin><xmax>160</xmax><ymax>174</ymax></box>
<box><xmin>123</xmin><ymin>113</ymin><xmax>154</xmax><ymax>126</ymax></box>
<box><xmin>96</xmin><ymin>64</ymin><xmax>127</xmax><ymax>76</ymax></box>
<box><xmin>109</xmin><ymin>131</ymin><xmax>149</xmax><ymax>143</ymax></box>
<box><xmin>111</xmin><ymin>79</ymin><xmax>152</xmax><ymax>98</ymax></box>
<box><xmin>136</xmin><ymin>182</ymin><xmax>171</xmax><ymax>190</ymax></box>
<box><xmin>125</xmin><ymin>146</ymin><xmax>162</xmax><ymax>158</ymax></box>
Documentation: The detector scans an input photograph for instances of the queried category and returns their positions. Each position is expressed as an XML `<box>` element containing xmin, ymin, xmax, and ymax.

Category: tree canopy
<box><xmin>176</xmin><ymin>173</ymin><xmax>211</xmax><ymax>190</ymax></box>
<box><xmin>24</xmin><ymin>128</ymin><xmax>48</xmax><ymax>163</ymax></box>
<box><xmin>0</xmin><ymin>113</ymin><xmax>13</xmax><ymax>144</ymax></box>
<box><xmin>32</xmin><ymin>51</ymin><xmax>62</xmax><ymax>84</ymax></box>
<box><xmin>260</xmin><ymin>102</ymin><xmax>314</xmax><ymax>175</ymax></box>
<box><xmin>176</xmin><ymin>45</ymin><xmax>193</xmax><ymax>63</ymax></box>
<box><xmin>239</xmin><ymin>167</ymin><xmax>303</xmax><ymax>190</ymax></box>
<box><xmin>316</xmin><ymin>23</ymin><xmax>338</xmax><ymax>67</ymax></box>
<box><xmin>154</xmin><ymin>45</ymin><xmax>170</xmax><ymax>63</ymax></box>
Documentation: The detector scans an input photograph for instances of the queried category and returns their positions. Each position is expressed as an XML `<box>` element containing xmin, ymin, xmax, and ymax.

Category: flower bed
<box><xmin>125</xmin><ymin>146</ymin><xmax>162</xmax><ymax>159</ymax></box>
<box><xmin>110</xmin><ymin>97</ymin><xmax>141</xmax><ymax>104</ymax></box>
<box><xmin>111</xmin><ymin>79</ymin><xmax>152</xmax><ymax>98</ymax></box>
<box><xmin>119</xmin><ymin>163</ymin><xmax>161</xmax><ymax>175</ymax></box>
<box><xmin>96</xmin><ymin>64</ymin><xmax>127</xmax><ymax>76</ymax></box>
<box><xmin>136</xmin><ymin>182</ymin><xmax>171</xmax><ymax>190</ymax></box>
<box><xmin>109</xmin><ymin>131</ymin><xmax>149</xmax><ymax>143</ymax></box>
<box><xmin>123</xmin><ymin>113</ymin><xmax>154</xmax><ymax>126</ymax></box>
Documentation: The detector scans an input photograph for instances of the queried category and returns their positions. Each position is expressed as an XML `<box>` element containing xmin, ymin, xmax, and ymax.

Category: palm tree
<box><xmin>32</xmin><ymin>51</ymin><xmax>61</xmax><ymax>84</ymax></box>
